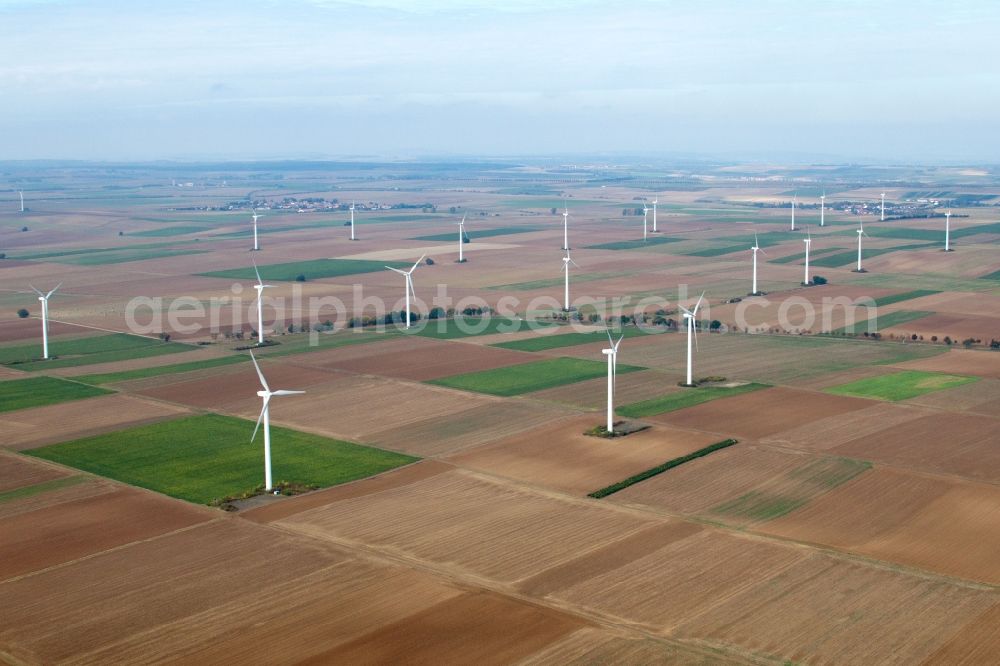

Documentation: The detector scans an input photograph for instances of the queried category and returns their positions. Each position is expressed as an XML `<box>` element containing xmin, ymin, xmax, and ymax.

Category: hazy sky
<box><xmin>3</xmin><ymin>0</ymin><xmax>999</xmax><ymax>162</ymax></box>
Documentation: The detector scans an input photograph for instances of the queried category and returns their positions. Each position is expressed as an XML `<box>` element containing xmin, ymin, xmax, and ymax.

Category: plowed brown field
<box><xmin>1</xmin><ymin>394</ymin><xmax>189</xmax><ymax>450</ymax></box>
<box><xmin>761</xmin><ymin>402</ymin><xmax>930</xmax><ymax>450</ymax></box>
<box><xmin>649</xmin><ymin>386</ymin><xmax>872</xmax><ymax>439</ymax></box>
<box><xmin>449</xmin><ymin>416</ymin><xmax>719</xmax><ymax>495</ymax></box>
<box><xmin>290</xmin><ymin>335</ymin><xmax>537</xmax><ymax>381</ymax></box>
<box><xmin>762</xmin><ymin>467</ymin><xmax>1000</xmax><ymax>584</ymax></box>
<box><xmin>0</xmin><ymin>487</ymin><xmax>213</xmax><ymax>581</ymax></box>
<box><xmin>892</xmin><ymin>347</ymin><xmax>1000</xmax><ymax>379</ymax></box>
<box><xmin>0</xmin><ymin>451</ymin><xmax>68</xmax><ymax>492</ymax></box>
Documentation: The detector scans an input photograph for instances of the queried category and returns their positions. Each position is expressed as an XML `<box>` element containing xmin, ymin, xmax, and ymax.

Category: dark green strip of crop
<box><xmin>588</xmin><ymin>439</ymin><xmax>738</xmax><ymax>499</ymax></box>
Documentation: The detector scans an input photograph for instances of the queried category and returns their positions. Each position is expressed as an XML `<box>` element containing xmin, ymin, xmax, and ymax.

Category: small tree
<box><xmin>812</xmin><ymin>275</ymin><xmax>828</xmax><ymax>285</ymax></box>
<box><xmin>710</xmin><ymin>319</ymin><xmax>722</xmax><ymax>331</ymax></box>
<box><xmin>295</xmin><ymin>274</ymin><xmax>306</xmax><ymax>282</ymax></box>
<box><xmin>550</xmin><ymin>207</ymin><xmax>557</xmax><ymax>215</ymax></box>
<box><xmin>425</xmin><ymin>257</ymin><xmax>435</xmax><ymax>265</ymax></box>
<box><xmin>17</xmin><ymin>308</ymin><xmax>29</xmax><ymax>318</ymax></box>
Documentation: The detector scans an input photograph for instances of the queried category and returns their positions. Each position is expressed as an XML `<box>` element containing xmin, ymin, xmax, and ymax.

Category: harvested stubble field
<box><xmin>0</xmin><ymin>451</ymin><xmax>69</xmax><ymax>493</ymax></box>
<box><xmin>519</xmin><ymin>628</ymin><xmax>747</xmax><ymax>665</ymax></box>
<box><xmin>759</xmin><ymin>401</ymin><xmax>931</xmax><ymax>451</ymax></box>
<box><xmin>0</xmin><ymin>394</ymin><xmax>189</xmax><ymax>450</ymax></box>
<box><xmin>892</xmin><ymin>347</ymin><xmax>1000</xmax><ymax>379</ymax></box>
<box><xmin>275</xmin><ymin>468</ymin><xmax>656</xmax><ymax>584</ymax></box>
<box><xmin>0</xmin><ymin>485</ymin><xmax>213</xmax><ymax>581</ymax></box>
<box><xmin>675</xmin><ymin>553</ymin><xmax>998</xmax><ymax>665</ymax></box>
<box><xmin>430</xmin><ymin>356</ymin><xmax>644</xmax><ymax>396</ymax></box>
<box><xmin>762</xmin><ymin>467</ymin><xmax>1000</xmax><ymax>584</ymax></box>
<box><xmin>0</xmin><ymin>317</ymin><xmax>84</xmax><ymax>343</ymax></box>
<box><xmin>648</xmin><ymin>386</ymin><xmax>872</xmax><ymax>439</ymax></box>
<box><xmin>448</xmin><ymin>415</ymin><xmax>720</xmax><ymax>495</ymax></box>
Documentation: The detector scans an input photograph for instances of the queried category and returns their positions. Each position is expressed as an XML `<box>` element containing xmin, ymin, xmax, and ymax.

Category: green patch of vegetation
<box><xmin>981</xmin><ymin>269</ymin><xmax>1000</xmax><ymax>281</ymax></box>
<box><xmin>0</xmin><ymin>333</ymin><xmax>193</xmax><ymax>370</ymax></box>
<box><xmin>200</xmin><ymin>258</ymin><xmax>411</xmax><ymax>281</ymax></box>
<box><xmin>871</xmin><ymin>289</ymin><xmax>940</xmax><ymax>307</ymax></box>
<box><xmin>12</xmin><ymin>240</ymin><xmax>200</xmax><ymax>261</ymax></box>
<box><xmin>429</xmin><ymin>356</ymin><xmax>643</xmax><ymax>396</ymax></box>
<box><xmin>710</xmin><ymin>457</ymin><xmax>871</xmax><ymax>522</ymax></box>
<box><xmin>588</xmin><ymin>439</ymin><xmax>738</xmax><ymax>499</ymax></box>
<box><xmin>130</xmin><ymin>225</ymin><xmax>213</xmax><ymax>237</ymax></box>
<box><xmin>829</xmin><ymin>310</ymin><xmax>934</xmax><ymax>335</ymax></box>
<box><xmin>769</xmin><ymin>246</ymin><xmax>843</xmax><ymax>264</ymax></box>
<box><xmin>617</xmin><ymin>383</ymin><xmax>770</xmax><ymax>418</ymax></box>
<box><xmin>409</xmin><ymin>226</ymin><xmax>542</xmax><ymax>242</ymax></box>
<box><xmin>809</xmin><ymin>243</ymin><xmax>934</xmax><ymax>268</ymax></box>
<box><xmin>826</xmin><ymin>370</ymin><xmax>978</xmax><ymax>401</ymax></box>
<box><xmin>0</xmin><ymin>376</ymin><xmax>111</xmax><ymax>413</ymax></box>
<box><xmin>27</xmin><ymin>414</ymin><xmax>417</xmax><ymax>505</ymax></box>
<box><xmin>74</xmin><ymin>355</ymin><xmax>247</xmax><ymax>385</ymax></box>
<box><xmin>246</xmin><ymin>329</ymin><xmax>402</xmax><ymax>357</ymax></box>
<box><xmin>0</xmin><ymin>475</ymin><xmax>89</xmax><ymax>504</ymax></box>
<box><xmin>585</xmin><ymin>236</ymin><xmax>683</xmax><ymax>250</ymax></box>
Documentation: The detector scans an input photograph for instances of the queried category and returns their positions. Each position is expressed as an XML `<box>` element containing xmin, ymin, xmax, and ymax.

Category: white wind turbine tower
<box><xmin>456</xmin><ymin>215</ymin><xmax>468</xmax><ymax>262</ymax></box>
<box><xmin>602</xmin><ymin>328</ymin><xmax>625</xmax><ymax>432</ymax></box>
<box><xmin>944</xmin><ymin>210</ymin><xmax>953</xmax><ymax>252</ymax></box>
<box><xmin>642</xmin><ymin>203</ymin><xmax>649</xmax><ymax>241</ymax></box>
<box><xmin>802</xmin><ymin>228</ymin><xmax>812</xmax><ymax>285</ymax></box>
<box><xmin>790</xmin><ymin>194</ymin><xmax>796</xmax><ymax>231</ymax></box>
<box><xmin>679</xmin><ymin>292</ymin><xmax>705</xmax><ymax>387</ymax></box>
<box><xmin>29</xmin><ymin>283</ymin><xmax>61</xmax><ymax>360</ymax></box>
<box><xmin>749</xmin><ymin>233</ymin><xmax>766</xmax><ymax>295</ymax></box>
<box><xmin>250</xmin><ymin>352</ymin><xmax>304</xmax><ymax>492</ymax></box>
<box><xmin>820</xmin><ymin>191</ymin><xmax>826</xmax><ymax>227</ymax></box>
<box><xmin>18</xmin><ymin>190</ymin><xmax>24</xmax><ymax>213</ymax></box>
<box><xmin>561</xmin><ymin>248</ymin><xmax>579</xmax><ymax>311</ymax></box>
<box><xmin>349</xmin><ymin>201</ymin><xmax>357</xmax><ymax>241</ymax></box>
<box><xmin>252</xmin><ymin>259</ymin><xmax>275</xmax><ymax>346</ymax></box>
<box><xmin>561</xmin><ymin>201</ymin><xmax>570</xmax><ymax>250</ymax></box>
<box><xmin>251</xmin><ymin>208</ymin><xmax>262</xmax><ymax>251</ymax></box>
<box><xmin>652</xmin><ymin>196</ymin><xmax>659</xmax><ymax>232</ymax></box>
<box><xmin>880</xmin><ymin>192</ymin><xmax>886</xmax><ymax>221</ymax></box>
<box><xmin>855</xmin><ymin>216</ymin><xmax>869</xmax><ymax>272</ymax></box>
<box><xmin>385</xmin><ymin>254</ymin><xmax>425</xmax><ymax>328</ymax></box>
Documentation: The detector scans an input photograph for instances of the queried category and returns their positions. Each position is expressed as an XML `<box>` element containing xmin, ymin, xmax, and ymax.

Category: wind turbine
<box><xmin>561</xmin><ymin>248</ymin><xmax>579</xmax><ymax>312</ymax></box>
<box><xmin>250</xmin><ymin>352</ymin><xmax>304</xmax><ymax>492</ymax></box>
<box><xmin>855</xmin><ymin>216</ymin><xmax>869</xmax><ymax>272</ymax></box>
<box><xmin>790</xmin><ymin>194</ymin><xmax>796</xmax><ymax>231</ymax></box>
<box><xmin>803</xmin><ymin>228</ymin><xmax>812</xmax><ymax>285</ymax></box>
<box><xmin>679</xmin><ymin>292</ymin><xmax>705</xmax><ymax>387</ymax></box>
<box><xmin>652</xmin><ymin>196</ymin><xmax>659</xmax><ymax>232</ymax></box>
<box><xmin>642</xmin><ymin>203</ymin><xmax>649</xmax><ymax>241</ymax></box>
<box><xmin>750</xmin><ymin>233</ymin><xmax>766</xmax><ymax>295</ymax></box>
<box><xmin>944</xmin><ymin>210</ymin><xmax>952</xmax><ymax>252</ymax></box>
<box><xmin>349</xmin><ymin>201</ymin><xmax>357</xmax><ymax>241</ymax></box>
<box><xmin>602</xmin><ymin>328</ymin><xmax>625</xmax><ymax>432</ymax></box>
<box><xmin>385</xmin><ymin>254</ymin><xmax>425</xmax><ymax>328</ymax></box>
<box><xmin>880</xmin><ymin>192</ymin><xmax>886</xmax><ymax>221</ymax></box>
<box><xmin>820</xmin><ymin>191</ymin><xmax>826</xmax><ymax>227</ymax></box>
<box><xmin>251</xmin><ymin>208</ymin><xmax>262</xmax><ymax>251</ymax></box>
<box><xmin>29</xmin><ymin>283</ymin><xmax>61</xmax><ymax>360</ymax></box>
<box><xmin>456</xmin><ymin>214</ymin><xmax>468</xmax><ymax>262</ymax></box>
<box><xmin>561</xmin><ymin>201</ymin><xmax>570</xmax><ymax>250</ymax></box>
<box><xmin>252</xmin><ymin>258</ymin><xmax>275</xmax><ymax>346</ymax></box>
<box><xmin>18</xmin><ymin>190</ymin><xmax>24</xmax><ymax>213</ymax></box>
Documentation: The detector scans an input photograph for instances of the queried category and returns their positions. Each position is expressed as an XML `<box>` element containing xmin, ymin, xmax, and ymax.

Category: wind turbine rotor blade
<box><xmin>252</xmin><ymin>260</ymin><xmax>263</xmax><ymax>285</ymax></box>
<box><xmin>386</xmin><ymin>266</ymin><xmax>407</xmax><ymax>275</ymax></box>
<box><xmin>271</xmin><ymin>389</ymin><xmax>305</xmax><ymax>396</ymax></box>
<box><xmin>616</xmin><ymin>333</ymin><xmax>625</xmax><ymax>349</ymax></box>
<box><xmin>46</xmin><ymin>282</ymin><xmax>62</xmax><ymax>299</ymax></box>
<box><xmin>678</xmin><ymin>305</ymin><xmax>693</xmax><ymax>317</ymax></box>
<box><xmin>606</xmin><ymin>327</ymin><xmax>614</xmax><ymax>346</ymax></box>
<box><xmin>410</xmin><ymin>254</ymin><xmax>427</xmax><ymax>272</ymax></box>
<box><xmin>249</xmin><ymin>351</ymin><xmax>270</xmax><ymax>391</ymax></box>
<box><xmin>28</xmin><ymin>284</ymin><xmax>44</xmax><ymax>297</ymax></box>
<box><xmin>693</xmin><ymin>291</ymin><xmax>705</xmax><ymax>315</ymax></box>
<box><xmin>250</xmin><ymin>395</ymin><xmax>270</xmax><ymax>442</ymax></box>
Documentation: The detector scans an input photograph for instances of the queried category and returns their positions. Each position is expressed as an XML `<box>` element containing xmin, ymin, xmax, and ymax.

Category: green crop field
<box><xmin>617</xmin><ymin>383</ymin><xmax>770</xmax><ymax>418</ymax></box>
<box><xmin>871</xmin><ymin>289</ymin><xmax>940</xmax><ymax>307</ymax></box>
<box><xmin>75</xmin><ymin>354</ymin><xmax>247</xmax><ymax>385</ymax></box>
<box><xmin>409</xmin><ymin>226</ymin><xmax>542</xmax><ymax>242</ymax></box>
<box><xmin>681</xmin><ymin>244</ymin><xmax>750</xmax><ymax>257</ymax></box>
<box><xmin>26</xmin><ymin>414</ymin><xmax>417</xmax><ymax>505</ymax></box>
<box><xmin>0</xmin><ymin>376</ymin><xmax>111</xmax><ymax>413</ymax></box>
<box><xmin>585</xmin><ymin>236</ymin><xmax>682</xmax><ymax>251</ymax></box>
<box><xmin>826</xmin><ymin>370</ymin><xmax>978</xmax><ymax>401</ymax></box>
<box><xmin>0</xmin><ymin>333</ymin><xmax>193</xmax><ymax>371</ymax></box>
<box><xmin>429</xmin><ymin>356</ymin><xmax>643</xmax><ymax>396</ymax></box>
<box><xmin>414</xmin><ymin>316</ymin><xmax>559</xmax><ymax>339</ymax></box>
<box><xmin>768</xmin><ymin>246</ymin><xmax>843</xmax><ymax>264</ymax></box>
<box><xmin>200</xmin><ymin>258</ymin><xmax>411</xmax><ymax>281</ymax></box>
<box><xmin>491</xmin><ymin>326</ymin><xmax>664</xmax><ymax>352</ymax></box>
